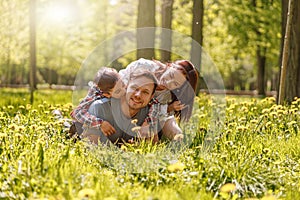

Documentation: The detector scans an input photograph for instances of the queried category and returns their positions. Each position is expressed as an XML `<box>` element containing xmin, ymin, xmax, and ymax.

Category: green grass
<box><xmin>0</xmin><ymin>88</ymin><xmax>300</xmax><ymax>199</ymax></box>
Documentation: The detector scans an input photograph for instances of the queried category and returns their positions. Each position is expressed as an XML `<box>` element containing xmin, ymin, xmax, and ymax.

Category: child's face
<box><xmin>110</xmin><ymin>79</ymin><xmax>126</xmax><ymax>98</ymax></box>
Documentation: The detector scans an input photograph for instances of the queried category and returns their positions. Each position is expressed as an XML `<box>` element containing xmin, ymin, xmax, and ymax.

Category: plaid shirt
<box><xmin>70</xmin><ymin>84</ymin><xmax>105</xmax><ymax>129</ymax></box>
<box><xmin>145</xmin><ymin>98</ymin><xmax>160</xmax><ymax>124</ymax></box>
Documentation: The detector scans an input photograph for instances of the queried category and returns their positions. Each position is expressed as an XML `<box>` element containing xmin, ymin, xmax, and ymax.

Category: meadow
<box><xmin>0</xmin><ymin>88</ymin><xmax>299</xmax><ymax>200</ymax></box>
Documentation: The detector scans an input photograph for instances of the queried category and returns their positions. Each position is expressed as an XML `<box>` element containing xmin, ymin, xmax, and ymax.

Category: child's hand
<box><xmin>139</xmin><ymin>121</ymin><xmax>151</xmax><ymax>138</ymax></box>
<box><xmin>168</xmin><ymin>101</ymin><xmax>186</xmax><ymax>112</ymax></box>
<box><xmin>100</xmin><ymin>121</ymin><xmax>116</xmax><ymax>136</ymax></box>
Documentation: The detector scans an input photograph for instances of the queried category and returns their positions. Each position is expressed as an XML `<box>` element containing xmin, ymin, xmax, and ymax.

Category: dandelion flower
<box><xmin>131</xmin><ymin>126</ymin><xmax>141</xmax><ymax>132</ymax></box>
<box><xmin>131</xmin><ymin>119</ymin><xmax>138</xmax><ymax>124</ymax></box>
<box><xmin>18</xmin><ymin>105</ymin><xmax>25</xmax><ymax>109</ymax></box>
<box><xmin>78</xmin><ymin>188</ymin><xmax>96</xmax><ymax>198</ymax></box>
<box><xmin>120</xmin><ymin>145</ymin><xmax>128</xmax><ymax>151</ymax></box>
<box><xmin>104</xmin><ymin>197</ymin><xmax>117</xmax><ymax>200</ymax></box>
<box><xmin>220</xmin><ymin>183</ymin><xmax>236</xmax><ymax>193</ymax></box>
<box><xmin>167</xmin><ymin>162</ymin><xmax>185</xmax><ymax>172</ymax></box>
<box><xmin>261</xmin><ymin>195</ymin><xmax>276</xmax><ymax>200</ymax></box>
<box><xmin>173</xmin><ymin>134</ymin><xmax>184</xmax><ymax>141</ymax></box>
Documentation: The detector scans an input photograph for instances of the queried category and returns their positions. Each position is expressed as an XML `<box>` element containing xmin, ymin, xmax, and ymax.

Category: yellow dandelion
<box><xmin>261</xmin><ymin>195</ymin><xmax>277</xmax><ymax>200</ymax></box>
<box><xmin>267</xmin><ymin>97</ymin><xmax>276</xmax><ymax>102</ymax></box>
<box><xmin>265</xmin><ymin>121</ymin><xmax>272</xmax><ymax>128</ymax></box>
<box><xmin>26</xmin><ymin>104</ymin><xmax>32</xmax><ymax>110</ymax></box>
<box><xmin>7</xmin><ymin>105</ymin><xmax>14</xmax><ymax>109</ymax></box>
<box><xmin>262</xmin><ymin>109</ymin><xmax>270</xmax><ymax>114</ymax></box>
<box><xmin>19</xmin><ymin>105</ymin><xmax>25</xmax><ymax>109</ymax></box>
<box><xmin>131</xmin><ymin>119</ymin><xmax>138</xmax><ymax>124</ymax></box>
<box><xmin>103</xmin><ymin>197</ymin><xmax>117</xmax><ymax>200</ymax></box>
<box><xmin>199</xmin><ymin>114</ymin><xmax>206</xmax><ymax>119</ymax></box>
<box><xmin>237</xmin><ymin>125</ymin><xmax>247</xmax><ymax>132</ymax></box>
<box><xmin>78</xmin><ymin>188</ymin><xmax>96</xmax><ymax>198</ymax></box>
<box><xmin>8</xmin><ymin>124</ymin><xmax>17</xmax><ymax>130</ymax></box>
<box><xmin>135</xmin><ymin>149</ymin><xmax>142</xmax><ymax>154</ymax></box>
<box><xmin>120</xmin><ymin>145</ymin><xmax>128</xmax><ymax>151</ymax></box>
<box><xmin>287</xmin><ymin>121</ymin><xmax>297</xmax><ymax>126</ymax></box>
<box><xmin>173</xmin><ymin>134</ymin><xmax>184</xmax><ymax>141</ymax></box>
<box><xmin>250</xmin><ymin>119</ymin><xmax>258</xmax><ymax>124</ymax></box>
<box><xmin>0</xmin><ymin>132</ymin><xmax>7</xmax><ymax>137</ymax></box>
<box><xmin>167</xmin><ymin>162</ymin><xmax>185</xmax><ymax>172</ymax></box>
<box><xmin>131</xmin><ymin>126</ymin><xmax>141</xmax><ymax>132</ymax></box>
<box><xmin>220</xmin><ymin>183</ymin><xmax>236</xmax><ymax>193</ymax></box>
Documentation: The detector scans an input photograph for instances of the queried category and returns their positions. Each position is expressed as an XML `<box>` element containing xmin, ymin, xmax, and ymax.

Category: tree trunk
<box><xmin>284</xmin><ymin>0</ymin><xmax>300</xmax><ymax>103</ymax></box>
<box><xmin>160</xmin><ymin>0</ymin><xmax>174</xmax><ymax>62</ymax></box>
<box><xmin>137</xmin><ymin>0</ymin><xmax>156</xmax><ymax>59</ymax></box>
<box><xmin>29</xmin><ymin>0</ymin><xmax>37</xmax><ymax>103</ymax></box>
<box><xmin>257</xmin><ymin>48</ymin><xmax>266</xmax><ymax>95</ymax></box>
<box><xmin>191</xmin><ymin>0</ymin><xmax>203</xmax><ymax>94</ymax></box>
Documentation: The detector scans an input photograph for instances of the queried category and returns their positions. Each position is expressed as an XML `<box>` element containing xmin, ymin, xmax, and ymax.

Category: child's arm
<box><xmin>167</xmin><ymin>101</ymin><xmax>186</xmax><ymax>113</ymax></box>
<box><xmin>71</xmin><ymin>86</ymin><xmax>116</xmax><ymax>135</ymax></box>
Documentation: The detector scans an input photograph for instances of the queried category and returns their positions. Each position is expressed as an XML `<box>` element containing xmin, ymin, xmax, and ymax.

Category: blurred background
<box><xmin>0</xmin><ymin>0</ymin><xmax>298</xmax><ymax>100</ymax></box>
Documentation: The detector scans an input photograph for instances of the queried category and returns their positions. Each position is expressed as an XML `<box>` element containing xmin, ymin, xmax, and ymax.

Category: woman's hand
<box><xmin>168</xmin><ymin>101</ymin><xmax>186</xmax><ymax>113</ymax></box>
<box><xmin>100</xmin><ymin>121</ymin><xmax>116</xmax><ymax>136</ymax></box>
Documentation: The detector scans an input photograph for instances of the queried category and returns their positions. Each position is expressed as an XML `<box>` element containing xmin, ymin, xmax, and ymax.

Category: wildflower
<box><xmin>26</xmin><ymin>104</ymin><xmax>32</xmax><ymax>110</ymax></box>
<box><xmin>17</xmin><ymin>125</ymin><xmax>25</xmax><ymax>132</ymax></box>
<box><xmin>220</xmin><ymin>183</ymin><xmax>236</xmax><ymax>193</ymax></box>
<box><xmin>287</xmin><ymin>121</ymin><xmax>297</xmax><ymax>126</ymax></box>
<box><xmin>262</xmin><ymin>109</ymin><xmax>270</xmax><ymax>114</ymax></box>
<box><xmin>131</xmin><ymin>119</ymin><xmax>138</xmax><ymax>124</ymax></box>
<box><xmin>250</xmin><ymin>119</ymin><xmax>258</xmax><ymax>124</ymax></box>
<box><xmin>0</xmin><ymin>132</ymin><xmax>7</xmax><ymax>137</ymax></box>
<box><xmin>261</xmin><ymin>195</ymin><xmax>276</xmax><ymax>200</ymax></box>
<box><xmin>167</xmin><ymin>161</ymin><xmax>185</xmax><ymax>172</ymax></box>
<box><xmin>134</xmin><ymin>149</ymin><xmax>142</xmax><ymax>154</ymax></box>
<box><xmin>120</xmin><ymin>145</ymin><xmax>127</xmax><ymax>151</ymax></box>
<box><xmin>269</xmin><ymin>112</ymin><xmax>277</xmax><ymax>117</ymax></box>
<box><xmin>104</xmin><ymin>197</ymin><xmax>117</xmax><ymax>200</ymax></box>
<box><xmin>199</xmin><ymin>114</ymin><xmax>206</xmax><ymax>119</ymax></box>
<box><xmin>237</xmin><ymin>125</ymin><xmax>247</xmax><ymax>132</ymax></box>
<box><xmin>8</xmin><ymin>124</ymin><xmax>17</xmax><ymax>130</ymax></box>
<box><xmin>241</xmin><ymin>106</ymin><xmax>249</xmax><ymax>112</ymax></box>
<box><xmin>266</xmin><ymin>97</ymin><xmax>276</xmax><ymax>103</ymax></box>
<box><xmin>265</xmin><ymin>122</ymin><xmax>272</xmax><ymax>128</ymax></box>
<box><xmin>18</xmin><ymin>105</ymin><xmax>25</xmax><ymax>109</ymax></box>
<box><xmin>173</xmin><ymin>134</ymin><xmax>184</xmax><ymax>141</ymax></box>
<box><xmin>78</xmin><ymin>188</ymin><xmax>96</xmax><ymax>199</ymax></box>
<box><xmin>131</xmin><ymin>126</ymin><xmax>141</xmax><ymax>133</ymax></box>
<box><xmin>7</xmin><ymin>105</ymin><xmax>14</xmax><ymax>109</ymax></box>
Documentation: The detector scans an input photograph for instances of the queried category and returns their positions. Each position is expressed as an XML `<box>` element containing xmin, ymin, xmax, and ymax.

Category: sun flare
<box><xmin>43</xmin><ymin>3</ymin><xmax>75</xmax><ymax>24</ymax></box>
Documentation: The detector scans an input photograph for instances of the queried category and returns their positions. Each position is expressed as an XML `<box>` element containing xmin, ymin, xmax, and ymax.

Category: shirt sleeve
<box><xmin>70</xmin><ymin>85</ymin><xmax>104</xmax><ymax>129</ymax></box>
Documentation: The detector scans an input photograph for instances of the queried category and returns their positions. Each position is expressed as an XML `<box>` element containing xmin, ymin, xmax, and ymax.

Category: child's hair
<box><xmin>94</xmin><ymin>67</ymin><xmax>120</xmax><ymax>93</ymax></box>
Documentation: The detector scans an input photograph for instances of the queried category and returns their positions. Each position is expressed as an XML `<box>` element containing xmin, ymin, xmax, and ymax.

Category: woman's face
<box><xmin>159</xmin><ymin>66</ymin><xmax>186</xmax><ymax>90</ymax></box>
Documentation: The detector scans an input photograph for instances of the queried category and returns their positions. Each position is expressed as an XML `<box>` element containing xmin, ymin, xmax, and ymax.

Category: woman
<box><xmin>119</xmin><ymin>58</ymin><xmax>199</xmax><ymax>141</ymax></box>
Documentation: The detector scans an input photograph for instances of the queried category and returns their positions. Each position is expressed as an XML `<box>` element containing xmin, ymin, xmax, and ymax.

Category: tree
<box><xmin>219</xmin><ymin>0</ymin><xmax>281</xmax><ymax>94</ymax></box>
<box><xmin>160</xmin><ymin>0</ymin><xmax>174</xmax><ymax>62</ymax></box>
<box><xmin>191</xmin><ymin>0</ymin><xmax>203</xmax><ymax>93</ymax></box>
<box><xmin>137</xmin><ymin>0</ymin><xmax>156</xmax><ymax>59</ymax></box>
<box><xmin>29</xmin><ymin>0</ymin><xmax>37</xmax><ymax>103</ymax></box>
<box><xmin>279</xmin><ymin>0</ymin><xmax>300</xmax><ymax>103</ymax></box>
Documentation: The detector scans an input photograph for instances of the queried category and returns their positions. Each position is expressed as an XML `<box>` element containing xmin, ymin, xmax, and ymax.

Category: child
<box><xmin>69</xmin><ymin>67</ymin><xmax>125</xmax><ymax>140</ymax></box>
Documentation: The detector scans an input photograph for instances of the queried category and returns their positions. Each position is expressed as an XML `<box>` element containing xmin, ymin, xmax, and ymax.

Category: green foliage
<box><xmin>0</xmin><ymin>89</ymin><xmax>300</xmax><ymax>199</ymax></box>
